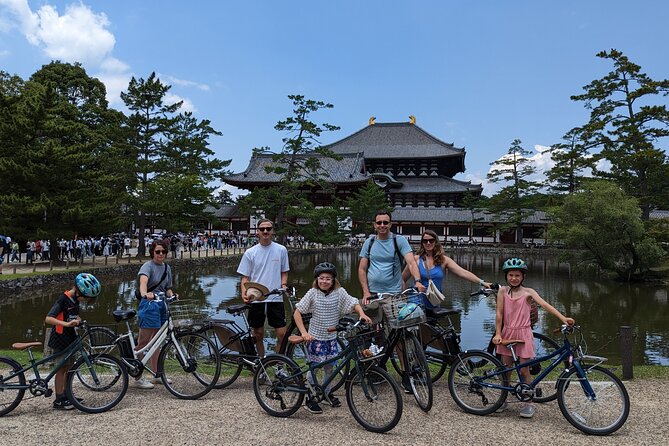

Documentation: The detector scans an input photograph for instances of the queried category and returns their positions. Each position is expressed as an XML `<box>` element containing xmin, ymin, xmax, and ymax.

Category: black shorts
<box><xmin>247</xmin><ymin>302</ymin><xmax>286</xmax><ymax>329</ymax></box>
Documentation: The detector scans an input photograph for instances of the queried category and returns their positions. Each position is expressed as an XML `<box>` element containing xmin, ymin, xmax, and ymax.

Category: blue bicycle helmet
<box><xmin>502</xmin><ymin>258</ymin><xmax>528</xmax><ymax>273</ymax></box>
<box><xmin>314</xmin><ymin>262</ymin><xmax>337</xmax><ymax>278</ymax></box>
<box><xmin>75</xmin><ymin>273</ymin><xmax>101</xmax><ymax>298</ymax></box>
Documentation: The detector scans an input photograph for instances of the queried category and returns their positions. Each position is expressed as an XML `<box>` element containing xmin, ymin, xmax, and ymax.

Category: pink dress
<box><xmin>495</xmin><ymin>288</ymin><xmax>535</xmax><ymax>358</ymax></box>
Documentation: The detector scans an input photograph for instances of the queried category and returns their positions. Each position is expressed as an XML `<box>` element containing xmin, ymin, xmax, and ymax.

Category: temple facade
<box><xmin>218</xmin><ymin>118</ymin><xmax>549</xmax><ymax>245</ymax></box>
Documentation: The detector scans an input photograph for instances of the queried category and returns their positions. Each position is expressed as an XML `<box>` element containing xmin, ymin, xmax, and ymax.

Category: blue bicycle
<box><xmin>447</xmin><ymin>325</ymin><xmax>630</xmax><ymax>435</ymax></box>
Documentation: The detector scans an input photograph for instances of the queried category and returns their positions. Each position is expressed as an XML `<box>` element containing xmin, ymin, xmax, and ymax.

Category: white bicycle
<box><xmin>85</xmin><ymin>293</ymin><xmax>221</xmax><ymax>399</ymax></box>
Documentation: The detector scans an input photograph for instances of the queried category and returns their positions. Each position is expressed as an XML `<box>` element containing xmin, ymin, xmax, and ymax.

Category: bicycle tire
<box><xmin>253</xmin><ymin>354</ymin><xmax>304</xmax><ymax>417</ymax></box>
<box><xmin>66</xmin><ymin>353</ymin><xmax>128</xmax><ymax>414</ymax></box>
<box><xmin>405</xmin><ymin>331</ymin><xmax>433</xmax><ymax>412</ymax></box>
<box><xmin>420</xmin><ymin>323</ymin><xmax>451</xmax><ymax>383</ymax></box>
<box><xmin>0</xmin><ymin>357</ymin><xmax>26</xmax><ymax>417</ymax></box>
<box><xmin>158</xmin><ymin>332</ymin><xmax>221</xmax><ymax>400</ymax></box>
<box><xmin>557</xmin><ymin>365</ymin><xmax>630</xmax><ymax>435</ymax></box>
<box><xmin>285</xmin><ymin>332</ymin><xmax>350</xmax><ymax>393</ymax></box>
<box><xmin>447</xmin><ymin>350</ymin><xmax>507</xmax><ymax>415</ymax></box>
<box><xmin>346</xmin><ymin>365</ymin><xmax>403</xmax><ymax>433</ymax></box>
<box><xmin>199</xmin><ymin>326</ymin><xmax>244</xmax><ymax>390</ymax></box>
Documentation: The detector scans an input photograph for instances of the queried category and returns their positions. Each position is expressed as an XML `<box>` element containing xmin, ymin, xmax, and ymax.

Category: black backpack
<box><xmin>365</xmin><ymin>233</ymin><xmax>405</xmax><ymax>278</ymax></box>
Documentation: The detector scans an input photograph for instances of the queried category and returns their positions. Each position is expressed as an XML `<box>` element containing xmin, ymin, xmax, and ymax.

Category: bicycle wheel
<box><xmin>448</xmin><ymin>350</ymin><xmax>507</xmax><ymax>415</ymax></box>
<box><xmin>253</xmin><ymin>354</ymin><xmax>304</xmax><ymax>417</ymax></box>
<box><xmin>66</xmin><ymin>353</ymin><xmax>128</xmax><ymax>414</ymax></box>
<box><xmin>200</xmin><ymin>326</ymin><xmax>243</xmax><ymax>390</ymax></box>
<box><xmin>557</xmin><ymin>365</ymin><xmax>630</xmax><ymax>435</ymax></box>
<box><xmin>531</xmin><ymin>332</ymin><xmax>561</xmax><ymax>403</ymax></box>
<box><xmin>0</xmin><ymin>357</ymin><xmax>26</xmax><ymax>417</ymax></box>
<box><xmin>346</xmin><ymin>365</ymin><xmax>403</xmax><ymax>433</ymax></box>
<box><xmin>420</xmin><ymin>323</ymin><xmax>450</xmax><ymax>383</ymax></box>
<box><xmin>158</xmin><ymin>332</ymin><xmax>221</xmax><ymax>400</ymax></box>
<box><xmin>83</xmin><ymin>326</ymin><xmax>118</xmax><ymax>356</ymax></box>
<box><xmin>285</xmin><ymin>335</ymin><xmax>350</xmax><ymax>393</ymax></box>
<box><xmin>405</xmin><ymin>331</ymin><xmax>433</xmax><ymax>412</ymax></box>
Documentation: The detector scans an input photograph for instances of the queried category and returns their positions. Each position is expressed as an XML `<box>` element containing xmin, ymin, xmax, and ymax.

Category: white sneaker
<box><xmin>134</xmin><ymin>378</ymin><xmax>155</xmax><ymax>389</ymax></box>
<box><xmin>519</xmin><ymin>404</ymin><xmax>536</xmax><ymax>418</ymax></box>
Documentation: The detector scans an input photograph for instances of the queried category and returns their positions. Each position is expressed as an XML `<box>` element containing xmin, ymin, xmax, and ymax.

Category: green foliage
<box><xmin>344</xmin><ymin>181</ymin><xmax>391</xmax><ymax>234</ymax></box>
<box><xmin>121</xmin><ymin>73</ymin><xmax>229</xmax><ymax>250</ymax></box>
<box><xmin>0</xmin><ymin>62</ymin><xmax>130</xmax><ymax>241</ymax></box>
<box><xmin>239</xmin><ymin>95</ymin><xmax>342</xmax><ymax>241</ymax></box>
<box><xmin>548</xmin><ymin>180</ymin><xmax>663</xmax><ymax>281</ymax></box>
<box><xmin>548</xmin><ymin>127</ymin><xmax>599</xmax><ymax>194</ymax></box>
<box><xmin>571</xmin><ymin>49</ymin><xmax>669</xmax><ymax>219</ymax></box>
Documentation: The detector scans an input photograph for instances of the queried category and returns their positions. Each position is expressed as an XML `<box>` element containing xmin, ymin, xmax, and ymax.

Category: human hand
<box><xmin>67</xmin><ymin>319</ymin><xmax>80</xmax><ymax>327</ymax></box>
<box><xmin>301</xmin><ymin>333</ymin><xmax>315</xmax><ymax>342</ymax></box>
<box><xmin>362</xmin><ymin>294</ymin><xmax>371</xmax><ymax>305</ymax></box>
<box><xmin>563</xmin><ymin>317</ymin><xmax>575</xmax><ymax>326</ymax></box>
<box><xmin>242</xmin><ymin>294</ymin><xmax>251</xmax><ymax>304</ymax></box>
<box><xmin>415</xmin><ymin>282</ymin><xmax>426</xmax><ymax>293</ymax></box>
<box><xmin>146</xmin><ymin>292</ymin><xmax>155</xmax><ymax>300</ymax></box>
<box><xmin>360</xmin><ymin>314</ymin><xmax>372</xmax><ymax>324</ymax></box>
<box><xmin>492</xmin><ymin>334</ymin><xmax>502</xmax><ymax>345</ymax></box>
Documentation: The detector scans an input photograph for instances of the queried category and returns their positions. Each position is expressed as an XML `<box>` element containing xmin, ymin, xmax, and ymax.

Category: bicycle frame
<box><xmin>474</xmin><ymin>332</ymin><xmax>603</xmax><ymax>399</ymax></box>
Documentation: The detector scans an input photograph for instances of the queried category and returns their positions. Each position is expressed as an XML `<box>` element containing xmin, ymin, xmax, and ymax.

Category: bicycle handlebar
<box><xmin>369</xmin><ymin>287</ymin><xmax>420</xmax><ymax>301</ymax></box>
<box><xmin>469</xmin><ymin>283</ymin><xmax>500</xmax><ymax>297</ymax></box>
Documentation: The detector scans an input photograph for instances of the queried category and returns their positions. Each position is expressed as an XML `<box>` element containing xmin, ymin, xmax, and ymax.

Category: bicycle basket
<box><xmin>345</xmin><ymin>325</ymin><xmax>385</xmax><ymax>362</ymax></box>
<box><xmin>170</xmin><ymin>302</ymin><xmax>208</xmax><ymax>328</ymax></box>
<box><xmin>380</xmin><ymin>293</ymin><xmax>426</xmax><ymax>329</ymax></box>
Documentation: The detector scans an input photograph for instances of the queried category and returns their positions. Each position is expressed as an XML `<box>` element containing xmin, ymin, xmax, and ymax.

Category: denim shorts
<box><xmin>137</xmin><ymin>298</ymin><xmax>167</xmax><ymax>329</ymax></box>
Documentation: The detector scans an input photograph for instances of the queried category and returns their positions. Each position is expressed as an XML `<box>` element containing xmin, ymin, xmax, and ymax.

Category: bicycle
<box><xmin>420</xmin><ymin>286</ymin><xmax>561</xmax><ymax>403</ymax></box>
<box><xmin>366</xmin><ymin>288</ymin><xmax>433</xmax><ymax>412</ymax></box>
<box><xmin>85</xmin><ymin>293</ymin><xmax>221</xmax><ymax>400</ymax></box>
<box><xmin>0</xmin><ymin>320</ymin><xmax>128</xmax><ymax>416</ymax></box>
<box><xmin>447</xmin><ymin>324</ymin><xmax>630</xmax><ymax>435</ymax></box>
<box><xmin>253</xmin><ymin>318</ymin><xmax>403</xmax><ymax>433</ymax></box>
<box><xmin>197</xmin><ymin>287</ymin><xmax>286</xmax><ymax>389</ymax></box>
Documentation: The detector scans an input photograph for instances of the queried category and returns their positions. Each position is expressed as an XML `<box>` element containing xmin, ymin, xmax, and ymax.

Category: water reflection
<box><xmin>0</xmin><ymin>250</ymin><xmax>667</xmax><ymax>365</ymax></box>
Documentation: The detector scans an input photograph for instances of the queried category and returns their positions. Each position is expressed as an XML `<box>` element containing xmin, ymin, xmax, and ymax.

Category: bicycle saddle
<box><xmin>112</xmin><ymin>309</ymin><xmax>137</xmax><ymax>322</ymax></box>
<box><xmin>12</xmin><ymin>341</ymin><xmax>42</xmax><ymax>350</ymax></box>
<box><xmin>426</xmin><ymin>308</ymin><xmax>460</xmax><ymax>319</ymax></box>
<box><xmin>226</xmin><ymin>304</ymin><xmax>250</xmax><ymax>314</ymax></box>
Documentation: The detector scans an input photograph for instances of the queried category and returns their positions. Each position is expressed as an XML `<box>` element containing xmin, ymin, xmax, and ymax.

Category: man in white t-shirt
<box><xmin>236</xmin><ymin>219</ymin><xmax>290</xmax><ymax>357</ymax></box>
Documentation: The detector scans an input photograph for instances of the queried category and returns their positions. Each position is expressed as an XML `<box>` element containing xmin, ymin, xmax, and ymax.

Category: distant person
<box><xmin>358</xmin><ymin>211</ymin><xmax>425</xmax><ymax>305</ymax></box>
<box><xmin>293</xmin><ymin>262</ymin><xmax>372</xmax><ymax>413</ymax></box>
<box><xmin>237</xmin><ymin>219</ymin><xmax>290</xmax><ymax>358</ymax></box>
<box><xmin>45</xmin><ymin>273</ymin><xmax>101</xmax><ymax>409</ymax></box>
<box><xmin>492</xmin><ymin>258</ymin><xmax>575</xmax><ymax>418</ymax></box>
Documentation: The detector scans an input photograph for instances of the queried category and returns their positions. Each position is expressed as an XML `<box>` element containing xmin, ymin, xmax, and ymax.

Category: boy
<box><xmin>45</xmin><ymin>272</ymin><xmax>101</xmax><ymax>409</ymax></box>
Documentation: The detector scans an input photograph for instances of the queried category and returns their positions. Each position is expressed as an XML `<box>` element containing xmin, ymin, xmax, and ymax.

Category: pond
<box><xmin>1</xmin><ymin>250</ymin><xmax>667</xmax><ymax>365</ymax></box>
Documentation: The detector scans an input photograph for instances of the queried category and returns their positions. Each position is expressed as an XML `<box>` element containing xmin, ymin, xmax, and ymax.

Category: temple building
<box><xmin>218</xmin><ymin>117</ymin><xmax>549</xmax><ymax>245</ymax></box>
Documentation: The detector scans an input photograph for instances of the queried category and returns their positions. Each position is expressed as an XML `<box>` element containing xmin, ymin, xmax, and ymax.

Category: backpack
<box><xmin>365</xmin><ymin>233</ymin><xmax>405</xmax><ymax>278</ymax></box>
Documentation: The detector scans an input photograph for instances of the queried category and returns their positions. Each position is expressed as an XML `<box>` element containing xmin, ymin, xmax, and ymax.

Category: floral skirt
<box><xmin>306</xmin><ymin>338</ymin><xmax>340</xmax><ymax>364</ymax></box>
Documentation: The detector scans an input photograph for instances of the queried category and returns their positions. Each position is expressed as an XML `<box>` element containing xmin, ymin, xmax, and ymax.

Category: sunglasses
<box><xmin>422</xmin><ymin>238</ymin><xmax>436</xmax><ymax>245</ymax></box>
<box><xmin>154</xmin><ymin>250</ymin><xmax>166</xmax><ymax>254</ymax></box>
<box><xmin>258</xmin><ymin>227</ymin><xmax>273</xmax><ymax>232</ymax></box>
<box><xmin>375</xmin><ymin>220</ymin><xmax>390</xmax><ymax>226</ymax></box>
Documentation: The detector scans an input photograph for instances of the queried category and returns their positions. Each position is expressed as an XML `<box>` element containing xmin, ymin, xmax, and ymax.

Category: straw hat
<box><xmin>244</xmin><ymin>282</ymin><xmax>269</xmax><ymax>302</ymax></box>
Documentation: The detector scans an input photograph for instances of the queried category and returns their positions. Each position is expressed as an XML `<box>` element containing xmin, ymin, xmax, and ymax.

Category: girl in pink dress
<box><xmin>492</xmin><ymin>258</ymin><xmax>575</xmax><ymax>418</ymax></box>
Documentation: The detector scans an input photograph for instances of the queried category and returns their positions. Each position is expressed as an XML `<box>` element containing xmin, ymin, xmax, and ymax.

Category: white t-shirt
<box><xmin>236</xmin><ymin>242</ymin><xmax>289</xmax><ymax>303</ymax></box>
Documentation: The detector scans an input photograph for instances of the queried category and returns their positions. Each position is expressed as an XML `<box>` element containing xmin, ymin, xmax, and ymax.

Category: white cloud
<box><xmin>215</xmin><ymin>184</ymin><xmax>244</xmax><ymax>200</ymax></box>
<box><xmin>165</xmin><ymin>93</ymin><xmax>197</xmax><ymax>113</ymax></box>
<box><xmin>158</xmin><ymin>73</ymin><xmax>210</xmax><ymax>91</ymax></box>
<box><xmin>481</xmin><ymin>144</ymin><xmax>556</xmax><ymax>196</ymax></box>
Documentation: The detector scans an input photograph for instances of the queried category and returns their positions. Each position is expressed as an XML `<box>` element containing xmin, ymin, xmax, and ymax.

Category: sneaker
<box><xmin>519</xmin><ymin>404</ymin><xmax>536</xmax><ymax>418</ymax></box>
<box><xmin>134</xmin><ymin>378</ymin><xmax>155</xmax><ymax>389</ymax></box>
<box><xmin>327</xmin><ymin>392</ymin><xmax>341</xmax><ymax>408</ymax></box>
<box><xmin>400</xmin><ymin>373</ymin><xmax>413</xmax><ymax>394</ymax></box>
<box><xmin>53</xmin><ymin>398</ymin><xmax>74</xmax><ymax>410</ymax></box>
<box><xmin>257</xmin><ymin>371</ymin><xmax>268</xmax><ymax>385</ymax></box>
<box><xmin>151</xmin><ymin>377</ymin><xmax>173</xmax><ymax>385</ymax></box>
<box><xmin>495</xmin><ymin>401</ymin><xmax>509</xmax><ymax>413</ymax></box>
<box><xmin>305</xmin><ymin>400</ymin><xmax>323</xmax><ymax>414</ymax></box>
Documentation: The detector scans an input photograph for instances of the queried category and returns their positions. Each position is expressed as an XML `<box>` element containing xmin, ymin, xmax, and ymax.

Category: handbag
<box><xmin>424</xmin><ymin>258</ymin><xmax>446</xmax><ymax>306</ymax></box>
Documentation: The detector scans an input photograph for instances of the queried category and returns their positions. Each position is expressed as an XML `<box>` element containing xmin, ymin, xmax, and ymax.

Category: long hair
<box><xmin>416</xmin><ymin>230</ymin><xmax>445</xmax><ymax>266</ymax></box>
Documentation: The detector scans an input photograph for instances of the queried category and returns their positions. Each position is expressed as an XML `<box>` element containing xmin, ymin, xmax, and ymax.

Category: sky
<box><xmin>1</xmin><ymin>0</ymin><xmax>668</xmax><ymax>197</ymax></box>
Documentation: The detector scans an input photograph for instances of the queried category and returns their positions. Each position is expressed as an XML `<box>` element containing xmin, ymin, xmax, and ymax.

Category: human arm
<box><xmin>281</xmin><ymin>271</ymin><xmax>288</xmax><ymax>289</ymax></box>
<box><xmin>528</xmin><ymin>289</ymin><xmax>575</xmax><ymax>326</ymax></box>
<box><xmin>353</xmin><ymin>303</ymin><xmax>372</xmax><ymax>324</ymax></box>
<box><xmin>240</xmin><ymin>276</ymin><xmax>251</xmax><ymax>303</ymax></box>
<box><xmin>293</xmin><ymin>309</ymin><xmax>314</xmax><ymax>342</ymax></box>
<box><xmin>492</xmin><ymin>287</ymin><xmax>504</xmax><ymax>345</ymax></box>
<box><xmin>403</xmin><ymin>252</ymin><xmax>426</xmax><ymax>292</ymax></box>
<box><xmin>45</xmin><ymin>316</ymin><xmax>79</xmax><ymax>328</ymax></box>
<box><xmin>358</xmin><ymin>257</ymin><xmax>372</xmax><ymax>303</ymax></box>
<box><xmin>442</xmin><ymin>255</ymin><xmax>492</xmax><ymax>288</ymax></box>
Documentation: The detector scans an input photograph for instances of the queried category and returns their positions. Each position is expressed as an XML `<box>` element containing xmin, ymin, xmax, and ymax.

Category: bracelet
<box><xmin>479</xmin><ymin>279</ymin><xmax>485</xmax><ymax>286</ymax></box>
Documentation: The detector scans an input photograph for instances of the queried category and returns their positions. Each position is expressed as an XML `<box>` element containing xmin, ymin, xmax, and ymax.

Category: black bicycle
<box><xmin>420</xmin><ymin>287</ymin><xmax>561</xmax><ymax>403</ymax></box>
<box><xmin>253</xmin><ymin>318</ymin><xmax>403</xmax><ymax>433</ymax></box>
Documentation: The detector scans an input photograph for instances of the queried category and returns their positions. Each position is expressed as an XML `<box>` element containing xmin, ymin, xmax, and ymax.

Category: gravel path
<box><xmin>0</xmin><ymin>376</ymin><xmax>665</xmax><ymax>445</ymax></box>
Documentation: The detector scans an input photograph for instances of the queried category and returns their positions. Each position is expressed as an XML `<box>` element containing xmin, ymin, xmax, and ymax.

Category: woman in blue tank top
<box><xmin>402</xmin><ymin>230</ymin><xmax>492</xmax><ymax>309</ymax></box>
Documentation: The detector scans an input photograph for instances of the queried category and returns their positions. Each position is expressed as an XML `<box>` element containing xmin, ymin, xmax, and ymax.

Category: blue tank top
<box><xmin>418</xmin><ymin>256</ymin><xmax>444</xmax><ymax>291</ymax></box>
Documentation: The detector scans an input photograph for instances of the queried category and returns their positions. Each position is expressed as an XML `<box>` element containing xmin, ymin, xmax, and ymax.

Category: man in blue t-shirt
<box><xmin>358</xmin><ymin>211</ymin><xmax>425</xmax><ymax>304</ymax></box>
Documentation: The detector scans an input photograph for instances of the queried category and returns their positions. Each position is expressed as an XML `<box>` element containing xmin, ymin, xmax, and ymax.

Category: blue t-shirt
<box><xmin>359</xmin><ymin>234</ymin><xmax>413</xmax><ymax>293</ymax></box>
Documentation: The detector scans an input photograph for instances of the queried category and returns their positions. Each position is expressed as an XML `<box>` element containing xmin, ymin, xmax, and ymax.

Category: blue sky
<box><xmin>1</xmin><ymin>0</ymin><xmax>668</xmax><ymax>196</ymax></box>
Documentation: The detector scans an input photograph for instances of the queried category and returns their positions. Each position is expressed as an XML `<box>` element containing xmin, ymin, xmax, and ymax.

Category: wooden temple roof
<box><xmin>392</xmin><ymin>207</ymin><xmax>550</xmax><ymax>224</ymax></box>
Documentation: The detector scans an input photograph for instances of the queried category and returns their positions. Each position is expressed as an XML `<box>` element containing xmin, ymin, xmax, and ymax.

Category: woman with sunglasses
<box><xmin>134</xmin><ymin>239</ymin><xmax>178</xmax><ymax>389</ymax></box>
<box><xmin>402</xmin><ymin>230</ymin><xmax>492</xmax><ymax>308</ymax></box>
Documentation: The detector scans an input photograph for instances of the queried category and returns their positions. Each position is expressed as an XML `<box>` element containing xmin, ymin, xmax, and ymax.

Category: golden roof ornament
<box><xmin>368</xmin><ymin>116</ymin><xmax>376</xmax><ymax>125</ymax></box>
<box><xmin>409</xmin><ymin>115</ymin><xmax>416</xmax><ymax>124</ymax></box>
